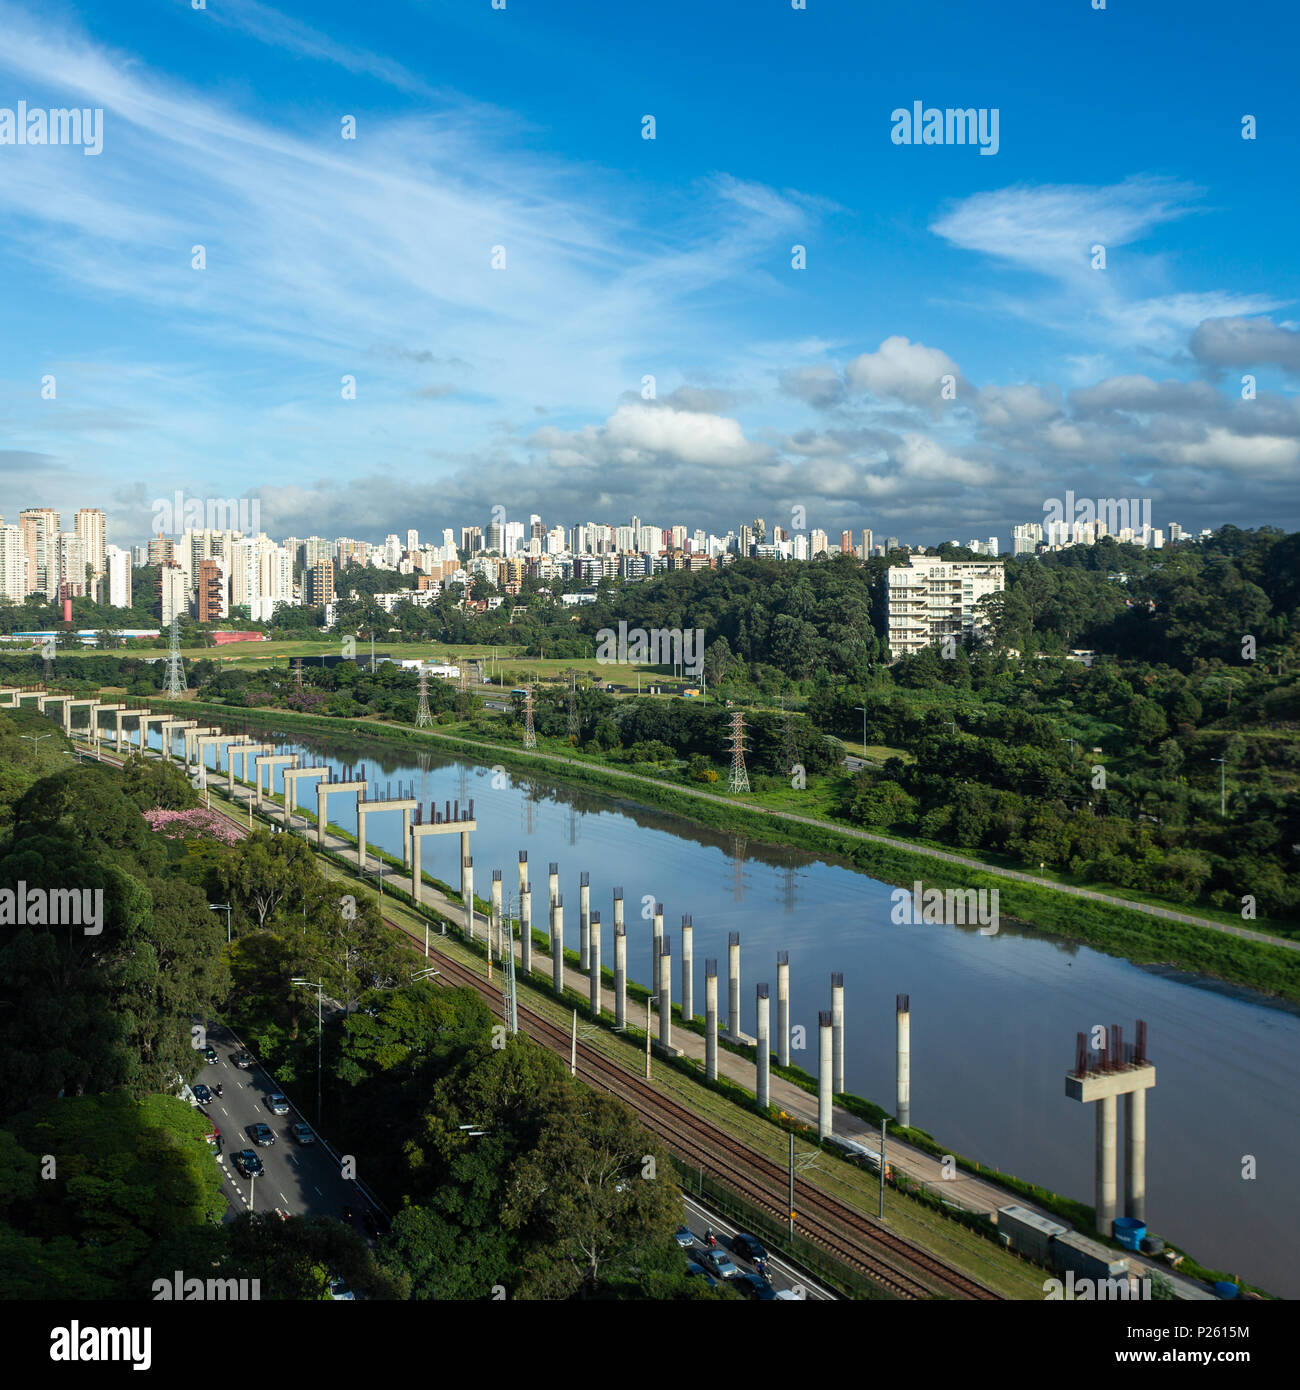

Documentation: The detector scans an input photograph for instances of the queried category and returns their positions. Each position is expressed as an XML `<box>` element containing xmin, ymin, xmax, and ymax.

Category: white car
<box><xmin>328</xmin><ymin>1277</ymin><xmax>355</xmax><ymax>1301</ymax></box>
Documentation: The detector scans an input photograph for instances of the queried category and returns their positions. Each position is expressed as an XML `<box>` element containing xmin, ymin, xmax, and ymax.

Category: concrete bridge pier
<box><xmin>520</xmin><ymin>880</ymin><xmax>533</xmax><ymax>977</ymax></box>
<box><xmin>589</xmin><ymin>911</ymin><xmax>602</xmax><ymax>1018</ymax></box>
<box><xmin>777</xmin><ymin>952</ymin><xmax>790</xmax><ymax>1068</ymax></box>
<box><xmin>896</xmin><ymin>994</ymin><xmax>911</xmax><ymax>1128</ymax></box>
<box><xmin>831</xmin><ymin>972</ymin><xmax>845</xmax><ymax>1094</ymax></box>
<box><xmin>680</xmin><ymin>914</ymin><xmax>693</xmax><ymax>1023</ymax></box>
<box><xmin>551</xmin><ymin>894</ymin><xmax>564</xmax><ymax>996</ymax></box>
<box><xmin>579</xmin><ymin>871</ymin><xmax>591</xmax><ymax>971</ymax></box>
<box><xmin>614</xmin><ymin>917</ymin><xmax>627</xmax><ymax>1030</ymax></box>
<box><xmin>756</xmin><ymin>984</ymin><xmax>771</xmax><ymax>1109</ymax></box>
<box><xmin>727</xmin><ymin>932</ymin><xmax>741</xmax><ymax>1041</ymax></box>
<box><xmin>818</xmin><ymin>1011</ymin><xmax>833</xmax><ymax>1140</ymax></box>
<box><xmin>705</xmin><ymin>960</ymin><xmax>719</xmax><ymax>1081</ymax></box>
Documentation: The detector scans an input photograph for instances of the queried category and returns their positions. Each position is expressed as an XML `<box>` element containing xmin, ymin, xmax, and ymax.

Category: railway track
<box><xmin>381</xmin><ymin>910</ymin><xmax>999</xmax><ymax>1301</ymax></box>
<box><xmin>93</xmin><ymin>738</ymin><xmax>999</xmax><ymax>1300</ymax></box>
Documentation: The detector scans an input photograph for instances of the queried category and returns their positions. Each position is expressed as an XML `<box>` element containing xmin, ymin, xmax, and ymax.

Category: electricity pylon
<box><xmin>727</xmin><ymin>709</ymin><xmax>750</xmax><ymax>794</ymax></box>
<box><xmin>415</xmin><ymin>664</ymin><xmax>432</xmax><ymax>727</ymax></box>
<box><xmin>522</xmin><ymin>687</ymin><xmax>537</xmax><ymax>749</ymax></box>
<box><xmin>165</xmin><ymin>615</ymin><xmax>187</xmax><ymax>696</ymax></box>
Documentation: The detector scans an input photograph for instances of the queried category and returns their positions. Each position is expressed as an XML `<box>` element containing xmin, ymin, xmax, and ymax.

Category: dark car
<box><xmin>232</xmin><ymin>1050</ymin><xmax>254</xmax><ymax>1069</ymax></box>
<box><xmin>290</xmin><ymin>1122</ymin><xmax>315</xmax><ymax>1145</ymax></box>
<box><xmin>232</xmin><ymin>1149</ymin><xmax>263</xmax><ymax>1178</ymax></box>
<box><xmin>192</xmin><ymin>1083</ymin><xmax>212</xmax><ymax>1105</ymax></box>
<box><xmin>684</xmin><ymin>1262</ymin><xmax>717</xmax><ymax>1288</ymax></box>
<box><xmin>266</xmin><ymin>1094</ymin><xmax>290</xmax><ymax>1116</ymax></box>
<box><xmin>248</xmin><ymin>1123</ymin><xmax>275</xmax><ymax>1147</ymax></box>
<box><xmin>200</xmin><ymin>1044</ymin><xmax>218</xmax><ymax>1064</ymax></box>
<box><xmin>732</xmin><ymin>1233</ymin><xmax>767</xmax><ymax>1262</ymax></box>
<box><xmin>360</xmin><ymin>1208</ymin><xmax>383</xmax><ymax>1239</ymax></box>
<box><xmin>736</xmin><ymin>1272</ymin><xmax>776</xmax><ymax>1300</ymax></box>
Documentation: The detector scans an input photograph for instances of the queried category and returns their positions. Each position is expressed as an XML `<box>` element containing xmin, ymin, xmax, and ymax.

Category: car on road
<box><xmin>360</xmin><ymin>1209</ymin><xmax>381</xmax><ymax>1239</ymax></box>
<box><xmin>200</xmin><ymin>1044</ymin><xmax>218</xmax><ymax>1064</ymax></box>
<box><xmin>731</xmin><ymin>1233</ymin><xmax>767</xmax><ymax>1262</ymax></box>
<box><xmin>328</xmin><ymin>1277</ymin><xmax>356</xmax><ymax>1301</ymax></box>
<box><xmin>248</xmin><ymin>1123</ymin><xmax>275</xmax><ymax>1147</ymax></box>
<box><xmin>673</xmin><ymin>1225</ymin><xmax>696</xmax><ymax>1250</ymax></box>
<box><xmin>684</xmin><ymin>1262</ymin><xmax>716</xmax><ymax>1288</ymax></box>
<box><xmin>774</xmin><ymin>1287</ymin><xmax>805</xmax><ymax>1300</ymax></box>
<box><xmin>290</xmin><ymin>1122</ymin><xmax>315</xmax><ymax>1145</ymax></box>
<box><xmin>266</xmin><ymin>1094</ymin><xmax>290</xmax><ymax>1115</ymax></box>
<box><xmin>699</xmin><ymin>1249</ymin><xmax>740</xmax><ymax>1280</ymax></box>
<box><xmin>232</xmin><ymin>1050</ymin><xmax>254</xmax><ymax>1069</ymax></box>
<box><xmin>736</xmin><ymin>1272</ymin><xmax>777</xmax><ymax>1300</ymax></box>
<box><xmin>192</xmin><ymin>1084</ymin><xmax>212</xmax><ymax>1105</ymax></box>
<box><xmin>232</xmin><ymin>1149</ymin><xmax>263</xmax><ymax>1178</ymax></box>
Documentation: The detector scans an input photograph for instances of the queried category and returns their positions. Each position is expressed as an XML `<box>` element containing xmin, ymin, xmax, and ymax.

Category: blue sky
<box><xmin>2</xmin><ymin>0</ymin><xmax>1298</xmax><ymax>546</ymax></box>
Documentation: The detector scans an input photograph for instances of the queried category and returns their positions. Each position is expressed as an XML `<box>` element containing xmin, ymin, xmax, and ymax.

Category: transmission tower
<box><xmin>415</xmin><ymin>664</ymin><xmax>432</xmax><ymax>727</ymax></box>
<box><xmin>726</xmin><ymin>709</ymin><xmax>750</xmax><ymax>794</ymax></box>
<box><xmin>522</xmin><ymin>687</ymin><xmax>537</xmax><ymax>749</ymax></box>
<box><xmin>566</xmin><ymin>670</ymin><xmax>579</xmax><ymax>738</ymax></box>
<box><xmin>164</xmin><ymin>615</ymin><xmax>187</xmax><ymax>696</ymax></box>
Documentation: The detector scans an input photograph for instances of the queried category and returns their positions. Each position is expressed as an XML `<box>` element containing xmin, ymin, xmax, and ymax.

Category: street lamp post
<box><xmin>19</xmin><ymin>733</ymin><xmax>53</xmax><ymax>757</ymax></box>
<box><xmin>292</xmin><ymin>976</ymin><xmax>324</xmax><ymax>1128</ymax></box>
<box><xmin>208</xmin><ymin>903</ymin><xmax>231</xmax><ymax>945</ymax></box>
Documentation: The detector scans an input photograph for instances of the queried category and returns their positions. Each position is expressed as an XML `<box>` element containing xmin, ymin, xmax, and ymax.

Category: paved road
<box><xmin>192</xmin><ymin>1020</ymin><xmax>382</xmax><ymax>1243</ymax></box>
<box><xmin>679</xmin><ymin>1195</ymin><xmax>828</xmax><ymax>1299</ymax></box>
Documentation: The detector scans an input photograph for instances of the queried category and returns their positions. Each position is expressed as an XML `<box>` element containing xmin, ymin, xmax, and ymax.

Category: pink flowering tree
<box><xmin>143</xmin><ymin>806</ymin><xmax>243</xmax><ymax>846</ymax></box>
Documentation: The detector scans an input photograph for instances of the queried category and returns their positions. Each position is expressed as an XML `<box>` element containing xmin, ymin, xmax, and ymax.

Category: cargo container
<box><xmin>996</xmin><ymin>1204</ymin><xmax>1070</xmax><ymax>1265</ymax></box>
<box><xmin>1050</xmin><ymin>1230</ymin><xmax>1129</xmax><ymax>1282</ymax></box>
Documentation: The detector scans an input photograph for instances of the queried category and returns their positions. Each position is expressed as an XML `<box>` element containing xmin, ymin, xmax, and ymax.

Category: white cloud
<box><xmin>844</xmin><ymin>336</ymin><xmax>964</xmax><ymax>406</ymax></box>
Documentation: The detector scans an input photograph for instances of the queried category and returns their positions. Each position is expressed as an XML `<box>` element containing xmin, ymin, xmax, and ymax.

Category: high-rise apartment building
<box><xmin>0</xmin><ymin>523</ymin><xmax>24</xmax><ymax>603</ymax></box>
<box><xmin>147</xmin><ymin>534</ymin><xmax>175</xmax><ymax>568</ymax></box>
<box><xmin>19</xmin><ymin>508</ymin><xmax>60</xmax><ymax>597</ymax></box>
<box><xmin>197</xmin><ymin>558</ymin><xmax>227</xmax><ymax>622</ymax></box>
<box><xmin>56</xmin><ymin>532</ymin><xmax>89</xmax><ymax>597</ymax></box>
<box><xmin>809</xmin><ymin>529</ymin><xmax>829</xmax><ymax>558</ymax></box>
<box><xmin>887</xmin><ymin>554</ymin><xmax>1005</xmax><ymax>659</ymax></box>
<box><xmin>159</xmin><ymin>564</ymin><xmax>187</xmax><ymax>624</ymax></box>
<box><xmin>75</xmin><ymin>508</ymin><xmax>106</xmax><ymax>598</ymax></box>
<box><xmin>307</xmin><ymin>561</ymin><xmax>335</xmax><ymax>606</ymax></box>
<box><xmin>860</xmin><ymin>528</ymin><xmax>873</xmax><ymax>559</ymax></box>
<box><xmin>105</xmin><ymin>545</ymin><xmax>133</xmax><ymax>609</ymax></box>
<box><xmin>1012</xmin><ymin>523</ymin><xmax>1043</xmax><ymax>556</ymax></box>
<box><xmin>839</xmin><ymin>530</ymin><xmax>853</xmax><ymax>554</ymax></box>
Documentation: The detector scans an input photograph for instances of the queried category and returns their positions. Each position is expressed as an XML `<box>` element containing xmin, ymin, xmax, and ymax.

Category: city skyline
<box><xmin>1</xmin><ymin>1</ymin><xmax>1297</xmax><ymax>546</ymax></box>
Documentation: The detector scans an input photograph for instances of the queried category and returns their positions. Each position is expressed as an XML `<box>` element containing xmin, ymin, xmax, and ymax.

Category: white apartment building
<box><xmin>159</xmin><ymin>565</ymin><xmax>187</xmax><ymax>625</ymax></box>
<box><xmin>75</xmin><ymin>508</ymin><xmax>106</xmax><ymax>598</ymax></box>
<box><xmin>56</xmin><ymin>532</ymin><xmax>89</xmax><ymax>596</ymax></box>
<box><xmin>809</xmin><ymin>528</ymin><xmax>829</xmax><ymax>558</ymax></box>
<box><xmin>1012</xmin><ymin>522</ymin><xmax>1043</xmax><ymax>556</ymax></box>
<box><xmin>0</xmin><ymin>523</ymin><xmax>25</xmax><ymax>603</ymax></box>
<box><xmin>105</xmin><ymin>545</ymin><xmax>133</xmax><ymax>609</ymax></box>
<box><xmin>887</xmin><ymin>553</ymin><xmax>1006</xmax><ymax>659</ymax></box>
<box><xmin>230</xmin><ymin>536</ymin><xmax>295</xmax><ymax>619</ymax></box>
